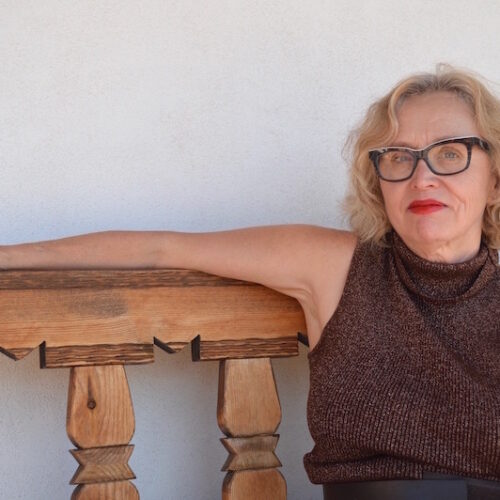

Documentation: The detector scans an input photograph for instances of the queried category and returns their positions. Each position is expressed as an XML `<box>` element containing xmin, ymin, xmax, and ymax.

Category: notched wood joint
<box><xmin>69</xmin><ymin>444</ymin><xmax>136</xmax><ymax>485</ymax></box>
<box><xmin>220</xmin><ymin>435</ymin><xmax>282</xmax><ymax>471</ymax></box>
<box><xmin>153</xmin><ymin>337</ymin><xmax>189</xmax><ymax>354</ymax></box>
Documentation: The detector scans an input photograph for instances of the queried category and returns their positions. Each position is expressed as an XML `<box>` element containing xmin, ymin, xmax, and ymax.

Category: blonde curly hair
<box><xmin>342</xmin><ymin>64</ymin><xmax>500</xmax><ymax>249</ymax></box>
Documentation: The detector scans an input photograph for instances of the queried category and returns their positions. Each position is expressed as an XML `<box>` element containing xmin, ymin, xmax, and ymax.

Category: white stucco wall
<box><xmin>1</xmin><ymin>1</ymin><xmax>499</xmax><ymax>499</ymax></box>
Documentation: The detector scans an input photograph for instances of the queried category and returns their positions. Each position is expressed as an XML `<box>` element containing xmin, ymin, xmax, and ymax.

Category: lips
<box><xmin>408</xmin><ymin>199</ymin><xmax>446</xmax><ymax>215</ymax></box>
<box><xmin>408</xmin><ymin>199</ymin><xmax>446</xmax><ymax>209</ymax></box>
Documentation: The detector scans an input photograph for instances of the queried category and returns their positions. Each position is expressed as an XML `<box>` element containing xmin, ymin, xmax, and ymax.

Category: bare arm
<box><xmin>0</xmin><ymin>224</ymin><xmax>353</xmax><ymax>305</ymax></box>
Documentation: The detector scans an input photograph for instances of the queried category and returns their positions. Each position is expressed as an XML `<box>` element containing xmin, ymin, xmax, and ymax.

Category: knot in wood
<box><xmin>87</xmin><ymin>399</ymin><xmax>97</xmax><ymax>409</ymax></box>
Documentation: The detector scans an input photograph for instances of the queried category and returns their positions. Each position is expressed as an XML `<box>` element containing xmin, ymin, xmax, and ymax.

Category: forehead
<box><xmin>394</xmin><ymin>91</ymin><xmax>478</xmax><ymax>147</ymax></box>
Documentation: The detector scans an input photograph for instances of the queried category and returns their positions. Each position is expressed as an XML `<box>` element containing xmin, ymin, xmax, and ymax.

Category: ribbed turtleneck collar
<box><xmin>391</xmin><ymin>230</ymin><xmax>498</xmax><ymax>303</ymax></box>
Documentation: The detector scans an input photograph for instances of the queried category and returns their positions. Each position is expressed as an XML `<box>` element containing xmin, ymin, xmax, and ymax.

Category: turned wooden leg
<box><xmin>67</xmin><ymin>365</ymin><xmax>139</xmax><ymax>499</ymax></box>
<box><xmin>218</xmin><ymin>358</ymin><xmax>286</xmax><ymax>500</ymax></box>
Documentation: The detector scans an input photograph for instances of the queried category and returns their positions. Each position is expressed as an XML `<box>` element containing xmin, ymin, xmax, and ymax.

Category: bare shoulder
<box><xmin>284</xmin><ymin>225</ymin><xmax>357</xmax><ymax>295</ymax></box>
<box><xmin>299</xmin><ymin>226</ymin><xmax>358</xmax><ymax>351</ymax></box>
<box><xmin>154</xmin><ymin>222</ymin><xmax>357</xmax><ymax>351</ymax></box>
<box><xmin>299</xmin><ymin>225</ymin><xmax>358</xmax><ymax>293</ymax></box>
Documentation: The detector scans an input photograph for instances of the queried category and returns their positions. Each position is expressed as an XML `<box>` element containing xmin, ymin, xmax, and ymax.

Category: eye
<box><xmin>387</xmin><ymin>151</ymin><xmax>413</xmax><ymax>163</ymax></box>
<box><xmin>441</xmin><ymin>149</ymin><xmax>460</xmax><ymax>158</ymax></box>
<box><xmin>433</xmin><ymin>144</ymin><xmax>466</xmax><ymax>161</ymax></box>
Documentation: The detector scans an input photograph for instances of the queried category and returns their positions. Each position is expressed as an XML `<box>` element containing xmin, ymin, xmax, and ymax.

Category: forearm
<box><xmin>0</xmin><ymin>230</ymin><xmax>171</xmax><ymax>270</ymax></box>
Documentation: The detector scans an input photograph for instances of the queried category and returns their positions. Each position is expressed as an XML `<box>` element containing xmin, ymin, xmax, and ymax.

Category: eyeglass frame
<box><xmin>368</xmin><ymin>136</ymin><xmax>490</xmax><ymax>182</ymax></box>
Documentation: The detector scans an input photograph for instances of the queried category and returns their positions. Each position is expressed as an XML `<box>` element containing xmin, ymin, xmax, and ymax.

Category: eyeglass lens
<box><xmin>377</xmin><ymin>142</ymin><xmax>469</xmax><ymax>181</ymax></box>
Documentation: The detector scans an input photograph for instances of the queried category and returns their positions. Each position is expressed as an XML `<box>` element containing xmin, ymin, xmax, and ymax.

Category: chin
<box><xmin>397</xmin><ymin>221</ymin><xmax>451</xmax><ymax>246</ymax></box>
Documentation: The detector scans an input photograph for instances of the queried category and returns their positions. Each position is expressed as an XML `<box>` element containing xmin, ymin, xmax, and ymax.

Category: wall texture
<box><xmin>1</xmin><ymin>1</ymin><xmax>500</xmax><ymax>498</ymax></box>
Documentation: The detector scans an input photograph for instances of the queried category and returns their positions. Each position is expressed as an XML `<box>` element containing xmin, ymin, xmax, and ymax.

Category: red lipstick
<box><xmin>408</xmin><ymin>199</ymin><xmax>446</xmax><ymax>214</ymax></box>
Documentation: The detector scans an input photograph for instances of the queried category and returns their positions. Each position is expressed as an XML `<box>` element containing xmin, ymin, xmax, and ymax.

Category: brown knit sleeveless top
<box><xmin>304</xmin><ymin>230</ymin><xmax>500</xmax><ymax>484</ymax></box>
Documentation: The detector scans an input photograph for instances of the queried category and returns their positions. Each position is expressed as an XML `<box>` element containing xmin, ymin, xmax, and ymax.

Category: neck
<box><xmin>390</xmin><ymin>229</ymin><xmax>493</xmax><ymax>302</ymax></box>
<box><xmin>398</xmin><ymin>231</ymin><xmax>483</xmax><ymax>264</ymax></box>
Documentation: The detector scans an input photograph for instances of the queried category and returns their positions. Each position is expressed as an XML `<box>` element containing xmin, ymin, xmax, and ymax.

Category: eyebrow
<box><xmin>391</xmin><ymin>135</ymin><xmax>467</xmax><ymax>148</ymax></box>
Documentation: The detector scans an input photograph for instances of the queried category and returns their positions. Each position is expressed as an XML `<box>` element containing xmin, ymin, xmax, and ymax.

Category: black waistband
<box><xmin>322</xmin><ymin>472</ymin><xmax>500</xmax><ymax>500</ymax></box>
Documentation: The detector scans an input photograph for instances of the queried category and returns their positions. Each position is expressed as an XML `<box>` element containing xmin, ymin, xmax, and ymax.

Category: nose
<box><xmin>410</xmin><ymin>158</ymin><xmax>438</xmax><ymax>187</ymax></box>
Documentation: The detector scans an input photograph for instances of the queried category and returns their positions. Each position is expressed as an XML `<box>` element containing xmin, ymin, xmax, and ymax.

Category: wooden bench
<box><xmin>0</xmin><ymin>268</ymin><xmax>307</xmax><ymax>499</ymax></box>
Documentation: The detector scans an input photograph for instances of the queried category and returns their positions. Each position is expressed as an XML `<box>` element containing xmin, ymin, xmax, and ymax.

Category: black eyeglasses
<box><xmin>368</xmin><ymin>136</ymin><xmax>490</xmax><ymax>182</ymax></box>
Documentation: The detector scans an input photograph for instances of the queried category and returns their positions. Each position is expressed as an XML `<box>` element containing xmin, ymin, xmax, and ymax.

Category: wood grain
<box><xmin>221</xmin><ymin>435</ymin><xmax>281</xmax><ymax>471</ymax></box>
<box><xmin>67</xmin><ymin>365</ymin><xmax>137</xmax><ymax>497</ymax></box>
<box><xmin>67</xmin><ymin>365</ymin><xmax>135</xmax><ymax>448</ymax></box>
<box><xmin>222</xmin><ymin>470</ymin><xmax>286</xmax><ymax>500</ymax></box>
<box><xmin>0</xmin><ymin>268</ymin><xmax>304</xmax><ymax>497</ymax></box>
<box><xmin>70</xmin><ymin>445</ymin><xmax>135</xmax><ymax>484</ymax></box>
<box><xmin>71</xmin><ymin>481</ymin><xmax>139</xmax><ymax>500</ymax></box>
<box><xmin>218</xmin><ymin>358</ymin><xmax>286</xmax><ymax>498</ymax></box>
<box><xmin>0</xmin><ymin>268</ymin><xmax>249</xmax><ymax>289</ymax></box>
<box><xmin>0</xmin><ymin>271</ymin><xmax>305</xmax><ymax>366</ymax></box>
<box><xmin>217</xmin><ymin>358</ymin><xmax>281</xmax><ymax>437</ymax></box>
<box><xmin>192</xmin><ymin>336</ymin><xmax>298</xmax><ymax>361</ymax></box>
<box><xmin>42</xmin><ymin>343</ymin><xmax>153</xmax><ymax>368</ymax></box>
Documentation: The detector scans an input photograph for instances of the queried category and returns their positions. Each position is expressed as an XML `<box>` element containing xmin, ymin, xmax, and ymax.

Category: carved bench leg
<box><xmin>218</xmin><ymin>358</ymin><xmax>286</xmax><ymax>500</ymax></box>
<box><xmin>67</xmin><ymin>365</ymin><xmax>139</xmax><ymax>499</ymax></box>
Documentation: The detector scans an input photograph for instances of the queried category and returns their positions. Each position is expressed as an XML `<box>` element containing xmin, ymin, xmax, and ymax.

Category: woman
<box><xmin>1</xmin><ymin>65</ymin><xmax>499</xmax><ymax>500</ymax></box>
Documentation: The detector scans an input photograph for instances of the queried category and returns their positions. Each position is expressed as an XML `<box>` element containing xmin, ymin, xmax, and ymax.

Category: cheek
<box><xmin>463</xmin><ymin>160</ymin><xmax>496</xmax><ymax>205</ymax></box>
<box><xmin>378</xmin><ymin>185</ymin><xmax>406</xmax><ymax>229</ymax></box>
<box><xmin>456</xmin><ymin>175</ymin><xmax>491</xmax><ymax>208</ymax></box>
<box><xmin>379</xmin><ymin>184</ymin><xmax>404</xmax><ymax>214</ymax></box>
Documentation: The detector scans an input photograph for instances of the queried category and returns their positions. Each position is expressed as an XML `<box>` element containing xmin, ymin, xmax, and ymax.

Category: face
<box><xmin>378</xmin><ymin>91</ymin><xmax>497</xmax><ymax>260</ymax></box>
